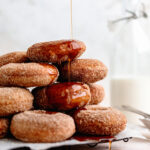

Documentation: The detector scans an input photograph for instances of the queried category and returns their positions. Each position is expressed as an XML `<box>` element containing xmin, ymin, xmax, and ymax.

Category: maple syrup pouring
<box><xmin>109</xmin><ymin>140</ymin><xmax>112</xmax><ymax>150</ymax></box>
<box><xmin>70</xmin><ymin>0</ymin><xmax>73</xmax><ymax>39</ymax></box>
<box><xmin>67</xmin><ymin>0</ymin><xmax>73</xmax><ymax>82</ymax></box>
<box><xmin>68</xmin><ymin>58</ymin><xmax>71</xmax><ymax>82</ymax></box>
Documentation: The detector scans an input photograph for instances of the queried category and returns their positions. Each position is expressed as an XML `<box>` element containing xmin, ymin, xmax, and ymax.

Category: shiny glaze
<box><xmin>30</xmin><ymin>40</ymin><xmax>85</xmax><ymax>62</ymax></box>
<box><xmin>67</xmin><ymin>58</ymin><xmax>71</xmax><ymax>82</ymax></box>
<box><xmin>51</xmin><ymin>40</ymin><xmax>83</xmax><ymax>61</ymax></box>
<box><xmin>46</xmin><ymin>82</ymin><xmax>90</xmax><ymax>111</ymax></box>
<box><xmin>39</xmin><ymin>63</ymin><xmax>59</xmax><ymax>84</ymax></box>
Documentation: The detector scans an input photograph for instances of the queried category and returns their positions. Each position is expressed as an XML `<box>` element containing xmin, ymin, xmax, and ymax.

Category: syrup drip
<box><xmin>67</xmin><ymin>0</ymin><xmax>73</xmax><ymax>82</ymax></box>
<box><xmin>73</xmin><ymin>134</ymin><xmax>114</xmax><ymax>142</ymax></box>
<box><xmin>39</xmin><ymin>63</ymin><xmax>58</xmax><ymax>83</ymax></box>
<box><xmin>68</xmin><ymin>58</ymin><xmax>71</xmax><ymax>82</ymax></box>
<box><xmin>69</xmin><ymin>2</ymin><xmax>112</xmax><ymax>150</ymax></box>
<box><xmin>44</xmin><ymin>111</ymin><xmax>57</xmax><ymax>115</ymax></box>
<box><xmin>109</xmin><ymin>140</ymin><xmax>112</xmax><ymax>150</ymax></box>
<box><xmin>70</xmin><ymin>0</ymin><xmax>73</xmax><ymax>39</ymax></box>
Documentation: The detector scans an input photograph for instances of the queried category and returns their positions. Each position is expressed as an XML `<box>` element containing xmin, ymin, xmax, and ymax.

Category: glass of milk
<box><xmin>109</xmin><ymin>0</ymin><xmax>150</xmax><ymax>124</ymax></box>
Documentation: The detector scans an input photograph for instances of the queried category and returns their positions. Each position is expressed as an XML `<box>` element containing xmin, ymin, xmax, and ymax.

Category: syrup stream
<box><xmin>69</xmin><ymin>2</ymin><xmax>112</xmax><ymax>150</ymax></box>
<box><xmin>68</xmin><ymin>58</ymin><xmax>71</xmax><ymax>82</ymax></box>
<box><xmin>68</xmin><ymin>0</ymin><xmax>73</xmax><ymax>82</ymax></box>
<box><xmin>70</xmin><ymin>0</ymin><xmax>73</xmax><ymax>39</ymax></box>
<box><xmin>109</xmin><ymin>140</ymin><xmax>112</xmax><ymax>150</ymax></box>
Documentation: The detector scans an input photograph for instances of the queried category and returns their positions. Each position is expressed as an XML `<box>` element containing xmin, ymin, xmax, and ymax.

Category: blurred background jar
<box><xmin>109</xmin><ymin>0</ymin><xmax>150</xmax><ymax>124</ymax></box>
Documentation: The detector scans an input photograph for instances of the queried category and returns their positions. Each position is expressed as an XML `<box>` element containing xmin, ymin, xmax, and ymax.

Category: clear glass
<box><xmin>109</xmin><ymin>1</ymin><xmax>150</xmax><ymax>124</ymax></box>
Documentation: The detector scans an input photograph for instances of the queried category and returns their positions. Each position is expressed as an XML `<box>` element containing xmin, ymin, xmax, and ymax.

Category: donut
<box><xmin>88</xmin><ymin>83</ymin><xmax>105</xmax><ymax>105</ymax></box>
<box><xmin>0</xmin><ymin>118</ymin><xmax>9</xmax><ymax>138</ymax></box>
<box><xmin>32</xmin><ymin>82</ymin><xmax>91</xmax><ymax>111</ymax></box>
<box><xmin>0</xmin><ymin>63</ymin><xmax>59</xmax><ymax>87</ymax></box>
<box><xmin>0</xmin><ymin>51</ymin><xmax>28</xmax><ymax>67</ymax></box>
<box><xmin>57</xmin><ymin>59</ymin><xmax>108</xmax><ymax>83</ymax></box>
<box><xmin>10</xmin><ymin>110</ymin><xmax>76</xmax><ymax>142</ymax></box>
<box><xmin>73</xmin><ymin>105</ymin><xmax>127</xmax><ymax>135</ymax></box>
<box><xmin>27</xmin><ymin>40</ymin><xmax>86</xmax><ymax>63</ymax></box>
<box><xmin>0</xmin><ymin>87</ymin><xmax>33</xmax><ymax>116</ymax></box>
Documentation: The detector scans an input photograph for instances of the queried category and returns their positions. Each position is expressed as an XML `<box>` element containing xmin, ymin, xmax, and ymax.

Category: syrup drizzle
<box><xmin>67</xmin><ymin>0</ymin><xmax>73</xmax><ymax>82</ymax></box>
<box><xmin>69</xmin><ymin>2</ymin><xmax>112</xmax><ymax>150</ymax></box>
<box><xmin>109</xmin><ymin>140</ymin><xmax>112</xmax><ymax>150</ymax></box>
<box><xmin>70</xmin><ymin>0</ymin><xmax>73</xmax><ymax>39</ymax></box>
<box><xmin>68</xmin><ymin>58</ymin><xmax>71</xmax><ymax>82</ymax></box>
<box><xmin>73</xmin><ymin>134</ymin><xmax>114</xmax><ymax>142</ymax></box>
<box><xmin>45</xmin><ymin>82</ymin><xmax>90</xmax><ymax>110</ymax></box>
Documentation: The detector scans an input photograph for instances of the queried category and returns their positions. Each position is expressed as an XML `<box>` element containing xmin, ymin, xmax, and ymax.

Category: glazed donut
<box><xmin>0</xmin><ymin>87</ymin><xmax>33</xmax><ymax>116</ymax></box>
<box><xmin>74</xmin><ymin>105</ymin><xmax>127</xmax><ymax>136</ymax></box>
<box><xmin>33</xmin><ymin>82</ymin><xmax>91</xmax><ymax>111</ymax></box>
<box><xmin>0</xmin><ymin>63</ymin><xmax>59</xmax><ymax>87</ymax></box>
<box><xmin>88</xmin><ymin>83</ymin><xmax>105</xmax><ymax>105</ymax></box>
<box><xmin>10</xmin><ymin>110</ymin><xmax>76</xmax><ymax>142</ymax></box>
<box><xmin>0</xmin><ymin>118</ymin><xmax>9</xmax><ymax>138</ymax></box>
<box><xmin>58</xmin><ymin>59</ymin><xmax>108</xmax><ymax>83</ymax></box>
<box><xmin>27</xmin><ymin>40</ymin><xmax>86</xmax><ymax>63</ymax></box>
<box><xmin>0</xmin><ymin>51</ymin><xmax>29</xmax><ymax>67</ymax></box>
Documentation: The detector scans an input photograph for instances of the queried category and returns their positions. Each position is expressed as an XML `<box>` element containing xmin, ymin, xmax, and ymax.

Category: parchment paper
<box><xmin>0</xmin><ymin>124</ymin><xmax>148</xmax><ymax>150</ymax></box>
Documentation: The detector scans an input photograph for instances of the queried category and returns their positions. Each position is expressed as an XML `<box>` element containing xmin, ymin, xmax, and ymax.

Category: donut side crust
<box><xmin>74</xmin><ymin>105</ymin><xmax>127</xmax><ymax>135</ymax></box>
<box><xmin>32</xmin><ymin>87</ymin><xmax>50</xmax><ymax>110</ymax></box>
<box><xmin>0</xmin><ymin>51</ymin><xmax>28</xmax><ymax>67</ymax></box>
<box><xmin>0</xmin><ymin>87</ymin><xmax>33</xmax><ymax>116</ymax></box>
<box><xmin>10</xmin><ymin>110</ymin><xmax>76</xmax><ymax>142</ymax></box>
<box><xmin>0</xmin><ymin>118</ymin><xmax>9</xmax><ymax>138</ymax></box>
<box><xmin>88</xmin><ymin>83</ymin><xmax>105</xmax><ymax>105</ymax></box>
<box><xmin>59</xmin><ymin>59</ymin><xmax>108</xmax><ymax>83</ymax></box>
<box><xmin>0</xmin><ymin>63</ymin><xmax>59</xmax><ymax>87</ymax></box>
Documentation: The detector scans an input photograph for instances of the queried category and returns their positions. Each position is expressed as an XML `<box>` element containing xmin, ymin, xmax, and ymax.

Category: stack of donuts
<box><xmin>0</xmin><ymin>40</ymin><xmax>127</xmax><ymax>143</ymax></box>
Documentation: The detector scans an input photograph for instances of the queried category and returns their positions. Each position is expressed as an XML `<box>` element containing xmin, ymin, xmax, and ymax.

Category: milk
<box><xmin>111</xmin><ymin>76</ymin><xmax>150</xmax><ymax>124</ymax></box>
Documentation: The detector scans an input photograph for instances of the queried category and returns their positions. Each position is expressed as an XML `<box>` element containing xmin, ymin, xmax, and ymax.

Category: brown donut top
<box><xmin>27</xmin><ymin>40</ymin><xmax>86</xmax><ymax>63</ymax></box>
<box><xmin>0</xmin><ymin>63</ymin><xmax>57</xmax><ymax>76</ymax></box>
<box><xmin>0</xmin><ymin>63</ymin><xmax>59</xmax><ymax>87</ymax></box>
<box><xmin>0</xmin><ymin>51</ymin><xmax>28</xmax><ymax>67</ymax></box>
<box><xmin>74</xmin><ymin>105</ymin><xmax>127</xmax><ymax>128</ymax></box>
<box><xmin>12</xmin><ymin>110</ymin><xmax>75</xmax><ymax>130</ymax></box>
<box><xmin>0</xmin><ymin>87</ymin><xmax>33</xmax><ymax>103</ymax></box>
<box><xmin>33</xmin><ymin>82</ymin><xmax>91</xmax><ymax>111</ymax></box>
<box><xmin>58</xmin><ymin>59</ymin><xmax>108</xmax><ymax>83</ymax></box>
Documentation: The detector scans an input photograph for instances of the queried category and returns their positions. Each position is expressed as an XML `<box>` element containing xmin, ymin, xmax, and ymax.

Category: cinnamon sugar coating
<box><xmin>0</xmin><ymin>63</ymin><xmax>59</xmax><ymax>87</ymax></box>
<box><xmin>58</xmin><ymin>59</ymin><xmax>108</xmax><ymax>83</ymax></box>
<box><xmin>10</xmin><ymin>110</ymin><xmax>76</xmax><ymax>142</ymax></box>
<box><xmin>88</xmin><ymin>83</ymin><xmax>105</xmax><ymax>105</ymax></box>
<box><xmin>27</xmin><ymin>40</ymin><xmax>86</xmax><ymax>63</ymax></box>
<box><xmin>74</xmin><ymin>105</ymin><xmax>127</xmax><ymax>135</ymax></box>
<box><xmin>0</xmin><ymin>118</ymin><xmax>9</xmax><ymax>138</ymax></box>
<box><xmin>0</xmin><ymin>87</ymin><xmax>33</xmax><ymax>116</ymax></box>
<box><xmin>0</xmin><ymin>51</ymin><xmax>28</xmax><ymax>67</ymax></box>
